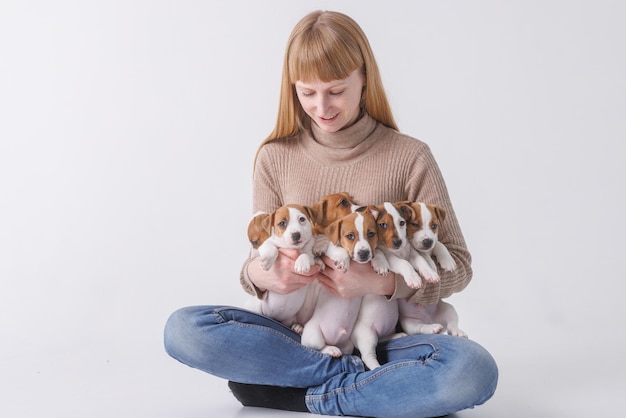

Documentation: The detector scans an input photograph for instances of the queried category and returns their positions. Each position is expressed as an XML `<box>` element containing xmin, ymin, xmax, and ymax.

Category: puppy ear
<box><xmin>261</xmin><ymin>212</ymin><xmax>274</xmax><ymax>235</ymax></box>
<box><xmin>432</xmin><ymin>205</ymin><xmax>447</xmax><ymax>224</ymax></box>
<box><xmin>325</xmin><ymin>219</ymin><xmax>342</xmax><ymax>245</ymax></box>
<box><xmin>397</xmin><ymin>202</ymin><xmax>416</xmax><ymax>222</ymax></box>
<box><xmin>356</xmin><ymin>205</ymin><xmax>379</xmax><ymax>219</ymax></box>
<box><xmin>302</xmin><ymin>205</ymin><xmax>318</xmax><ymax>226</ymax></box>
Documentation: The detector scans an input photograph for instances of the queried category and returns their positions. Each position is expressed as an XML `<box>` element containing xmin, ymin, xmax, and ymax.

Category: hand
<box><xmin>317</xmin><ymin>256</ymin><xmax>396</xmax><ymax>299</ymax></box>
<box><xmin>248</xmin><ymin>248</ymin><xmax>320</xmax><ymax>295</ymax></box>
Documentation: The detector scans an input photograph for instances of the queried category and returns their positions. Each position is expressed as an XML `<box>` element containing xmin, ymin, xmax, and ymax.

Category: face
<box><xmin>295</xmin><ymin>69</ymin><xmax>365</xmax><ymax>133</ymax></box>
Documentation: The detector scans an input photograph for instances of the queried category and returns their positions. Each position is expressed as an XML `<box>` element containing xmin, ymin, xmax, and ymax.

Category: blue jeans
<box><xmin>164</xmin><ymin>305</ymin><xmax>498</xmax><ymax>418</ymax></box>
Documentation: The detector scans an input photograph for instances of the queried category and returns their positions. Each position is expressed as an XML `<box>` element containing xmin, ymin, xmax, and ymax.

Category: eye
<box><xmin>278</xmin><ymin>220</ymin><xmax>287</xmax><ymax>228</ymax></box>
<box><xmin>346</xmin><ymin>233</ymin><xmax>355</xmax><ymax>241</ymax></box>
<box><xmin>431</xmin><ymin>223</ymin><xmax>438</xmax><ymax>231</ymax></box>
<box><xmin>250</xmin><ymin>239</ymin><xmax>259</xmax><ymax>246</ymax></box>
<box><xmin>379</xmin><ymin>222</ymin><xmax>387</xmax><ymax>230</ymax></box>
<box><xmin>411</xmin><ymin>222</ymin><xmax>421</xmax><ymax>228</ymax></box>
<box><xmin>298</xmin><ymin>216</ymin><xmax>307</xmax><ymax>224</ymax></box>
<box><xmin>330</xmin><ymin>90</ymin><xmax>344</xmax><ymax>96</ymax></box>
<box><xmin>367</xmin><ymin>231</ymin><xmax>376</xmax><ymax>238</ymax></box>
<box><xmin>339</xmin><ymin>199</ymin><xmax>348</xmax><ymax>207</ymax></box>
<box><xmin>299</xmin><ymin>90</ymin><xmax>314</xmax><ymax>97</ymax></box>
<box><xmin>399</xmin><ymin>220</ymin><xmax>406</xmax><ymax>227</ymax></box>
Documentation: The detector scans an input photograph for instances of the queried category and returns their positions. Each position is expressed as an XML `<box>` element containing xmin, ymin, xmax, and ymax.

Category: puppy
<box><xmin>310</xmin><ymin>192</ymin><xmax>360</xmax><ymax>256</ymax></box>
<box><xmin>396</xmin><ymin>201</ymin><xmax>466</xmax><ymax>337</ymax></box>
<box><xmin>374</xmin><ymin>201</ymin><xmax>423</xmax><ymax>288</ymax></box>
<box><xmin>246</xmin><ymin>204</ymin><xmax>317</xmax><ymax>331</ymax></box>
<box><xmin>300</xmin><ymin>209</ymin><xmax>379</xmax><ymax>357</ymax></box>
<box><xmin>400</xmin><ymin>201</ymin><xmax>456</xmax><ymax>283</ymax></box>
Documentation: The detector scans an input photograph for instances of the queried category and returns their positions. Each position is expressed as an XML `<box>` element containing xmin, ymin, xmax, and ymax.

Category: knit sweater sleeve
<box><xmin>402</xmin><ymin>141</ymin><xmax>472</xmax><ymax>304</ymax></box>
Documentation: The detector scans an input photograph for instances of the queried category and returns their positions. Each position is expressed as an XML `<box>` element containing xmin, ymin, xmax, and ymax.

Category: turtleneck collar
<box><xmin>301</xmin><ymin>112</ymin><xmax>380</xmax><ymax>164</ymax></box>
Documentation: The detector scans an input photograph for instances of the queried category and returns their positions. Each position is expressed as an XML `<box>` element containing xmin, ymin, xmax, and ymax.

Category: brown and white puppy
<box><xmin>399</xmin><ymin>201</ymin><xmax>456</xmax><ymax>283</ymax></box>
<box><xmin>300</xmin><ymin>209</ymin><xmax>379</xmax><ymax>357</ymax></box>
<box><xmin>396</xmin><ymin>201</ymin><xmax>466</xmax><ymax>338</ymax></box>
<box><xmin>310</xmin><ymin>192</ymin><xmax>360</xmax><ymax>256</ymax></box>
<box><xmin>374</xmin><ymin>201</ymin><xmax>423</xmax><ymax>288</ymax></box>
<box><xmin>247</xmin><ymin>204</ymin><xmax>317</xmax><ymax>331</ymax></box>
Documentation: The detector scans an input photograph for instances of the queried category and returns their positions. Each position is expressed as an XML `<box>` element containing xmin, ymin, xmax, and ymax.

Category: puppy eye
<box><xmin>339</xmin><ymin>199</ymin><xmax>348</xmax><ymax>207</ymax></box>
<box><xmin>250</xmin><ymin>239</ymin><xmax>259</xmax><ymax>246</ymax></box>
<box><xmin>411</xmin><ymin>222</ymin><xmax>421</xmax><ymax>228</ymax></box>
<box><xmin>298</xmin><ymin>216</ymin><xmax>306</xmax><ymax>224</ymax></box>
<box><xmin>431</xmin><ymin>223</ymin><xmax>438</xmax><ymax>230</ymax></box>
<box><xmin>368</xmin><ymin>231</ymin><xmax>376</xmax><ymax>238</ymax></box>
<box><xmin>379</xmin><ymin>222</ymin><xmax>388</xmax><ymax>230</ymax></box>
<box><xmin>278</xmin><ymin>220</ymin><xmax>287</xmax><ymax>228</ymax></box>
<box><xmin>346</xmin><ymin>233</ymin><xmax>355</xmax><ymax>241</ymax></box>
<box><xmin>399</xmin><ymin>220</ymin><xmax>406</xmax><ymax>227</ymax></box>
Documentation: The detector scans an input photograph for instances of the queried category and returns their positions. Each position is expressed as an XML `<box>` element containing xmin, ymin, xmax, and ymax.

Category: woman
<box><xmin>164</xmin><ymin>10</ymin><xmax>498</xmax><ymax>418</ymax></box>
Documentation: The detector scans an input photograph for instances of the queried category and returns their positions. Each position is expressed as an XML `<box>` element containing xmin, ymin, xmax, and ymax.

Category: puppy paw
<box><xmin>448</xmin><ymin>327</ymin><xmax>468</xmax><ymax>338</ymax></box>
<box><xmin>371</xmin><ymin>253</ymin><xmax>389</xmax><ymax>275</ymax></box>
<box><xmin>291</xmin><ymin>323</ymin><xmax>304</xmax><ymax>335</ymax></box>
<box><xmin>321</xmin><ymin>345</ymin><xmax>343</xmax><ymax>358</ymax></box>
<box><xmin>258</xmin><ymin>257</ymin><xmax>273</xmax><ymax>271</ymax></box>
<box><xmin>423</xmin><ymin>323</ymin><xmax>444</xmax><ymax>334</ymax></box>
<box><xmin>403</xmin><ymin>271</ymin><xmax>423</xmax><ymax>289</ymax></box>
<box><xmin>438</xmin><ymin>256</ymin><xmax>457</xmax><ymax>272</ymax></box>
<box><xmin>332</xmin><ymin>255</ymin><xmax>350</xmax><ymax>272</ymax></box>
<box><xmin>294</xmin><ymin>254</ymin><xmax>313</xmax><ymax>274</ymax></box>
<box><xmin>313</xmin><ymin>235</ymin><xmax>330</xmax><ymax>256</ymax></box>
<box><xmin>418</xmin><ymin>266</ymin><xmax>440</xmax><ymax>284</ymax></box>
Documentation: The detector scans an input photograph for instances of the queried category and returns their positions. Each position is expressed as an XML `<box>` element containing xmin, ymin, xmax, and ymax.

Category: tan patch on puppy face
<box><xmin>270</xmin><ymin>206</ymin><xmax>292</xmax><ymax>238</ymax></box>
<box><xmin>247</xmin><ymin>212</ymin><xmax>270</xmax><ymax>249</ymax></box>
<box><xmin>375</xmin><ymin>203</ymin><xmax>406</xmax><ymax>250</ymax></box>
<box><xmin>311</xmin><ymin>192</ymin><xmax>357</xmax><ymax>228</ymax></box>
<box><xmin>326</xmin><ymin>211</ymin><xmax>378</xmax><ymax>262</ymax></box>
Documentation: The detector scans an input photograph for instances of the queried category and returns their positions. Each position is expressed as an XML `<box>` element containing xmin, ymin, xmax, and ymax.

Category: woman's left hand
<box><xmin>317</xmin><ymin>256</ymin><xmax>396</xmax><ymax>298</ymax></box>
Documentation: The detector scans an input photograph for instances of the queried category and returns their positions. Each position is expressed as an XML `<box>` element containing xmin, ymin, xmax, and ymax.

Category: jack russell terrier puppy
<box><xmin>310</xmin><ymin>192</ymin><xmax>360</xmax><ymax>256</ymax></box>
<box><xmin>300</xmin><ymin>208</ymin><xmax>379</xmax><ymax>357</ymax></box>
<box><xmin>397</xmin><ymin>201</ymin><xmax>467</xmax><ymax>337</ymax></box>
<box><xmin>246</xmin><ymin>204</ymin><xmax>318</xmax><ymax>331</ymax></box>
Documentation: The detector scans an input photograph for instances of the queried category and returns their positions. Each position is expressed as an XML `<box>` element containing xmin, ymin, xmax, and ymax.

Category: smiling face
<box><xmin>295</xmin><ymin>69</ymin><xmax>365</xmax><ymax>133</ymax></box>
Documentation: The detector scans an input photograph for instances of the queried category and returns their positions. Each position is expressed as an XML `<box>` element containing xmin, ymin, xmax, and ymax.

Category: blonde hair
<box><xmin>257</xmin><ymin>11</ymin><xmax>397</xmax><ymax>159</ymax></box>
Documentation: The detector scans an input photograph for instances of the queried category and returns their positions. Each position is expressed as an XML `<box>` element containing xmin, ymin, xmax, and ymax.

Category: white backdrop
<box><xmin>1</xmin><ymin>1</ymin><xmax>625</xmax><ymax>417</ymax></box>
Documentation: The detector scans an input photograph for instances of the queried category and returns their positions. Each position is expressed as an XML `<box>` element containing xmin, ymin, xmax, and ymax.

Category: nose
<box><xmin>392</xmin><ymin>238</ymin><xmax>403</xmax><ymax>249</ymax></box>
<box><xmin>291</xmin><ymin>232</ymin><xmax>301</xmax><ymax>242</ymax></box>
<box><xmin>357</xmin><ymin>248</ymin><xmax>371</xmax><ymax>262</ymax></box>
<box><xmin>315</xmin><ymin>94</ymin><xmax>329</xmax><ymax>113</ymax></box>
<box><xmin>422</xmin><ymin>238</ymin><xmax>433</xmax><ymax>249</ymax></box>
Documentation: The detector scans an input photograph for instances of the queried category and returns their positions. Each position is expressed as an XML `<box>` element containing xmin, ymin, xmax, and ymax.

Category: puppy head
<box><xmin>265</xmin><ymin>204</ymin><xmax>315</xmax><ymax>249</ymax></box>
<box><xmin>247</xmin><ymin>211</ymin><xmax>270</xmax><ymax>249</ymax></box>
<box><xmin>402</xmin><ymin>202</ymin><xmax>447</xmax><ymax>252</ymax></box>
<box><xmin>325</xmin><ymin>210</ymin><xmax>378</xmax><ymax>263</ymax></box>
<box><xmin>310</xmin><ymin>192</ymin><xmax>358</xmax><ymax>227</ymax></box>
<box><xmin>374</xmin><ymin>202</ymin><xmax>408</xmax><ymax>250</ymax></box>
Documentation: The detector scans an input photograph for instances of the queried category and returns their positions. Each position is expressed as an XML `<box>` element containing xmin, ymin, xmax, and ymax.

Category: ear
<box><xmin>325</xmin><ymin>219</ymin><xmax>342</xmax><ymax>245</ymax></box>
<box><xmin>261</xmin><ymin>212</ymin><xmax>274</xmax><ymax>235</ymax></box>
<box><xmin>432</xmin><ymin>205</ymin><xmax>447</xmax><ymax>223</ymax></box>
<box><xmin>303</xmin><ymin>205</ymin><xmax>317</xmax><ymax>225</ymax></box>
<box><xmin>397</xmin><ymin>202</ymin><xmax>415</xmax><ymax>222</ymax></box>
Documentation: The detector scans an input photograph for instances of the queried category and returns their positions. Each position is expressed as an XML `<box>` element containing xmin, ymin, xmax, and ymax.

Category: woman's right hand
<box><xmin>247</xmin><ymin>249</ymin><xmax>320</xmax><ymax>294</ymax></box>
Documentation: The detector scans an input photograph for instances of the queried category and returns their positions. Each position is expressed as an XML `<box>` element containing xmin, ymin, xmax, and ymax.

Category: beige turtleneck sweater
<box><xmin>241</xmin><ymin>113</ymin><xmax>472</xmax><ymax>305</ymax></box>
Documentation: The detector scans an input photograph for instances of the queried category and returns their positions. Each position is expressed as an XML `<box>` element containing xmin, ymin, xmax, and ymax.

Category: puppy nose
<box><xmin>357</xmin><ymin>249</ymin><xmax>370</xmax><ymax>262</ymax></box>
<box><xmin>291</xmin><ymin>232</ymin><xmax>301</xmax><ymax>242</ymax></box>
<box><xmin>393</xmin><ymin>238</ymin><xmax>403</xmax><ymax>249</ymax></box>
<box><xmin>422</xmin><ymin>238</ymin><xmax>433</xmax><ymax>249</ymax></box>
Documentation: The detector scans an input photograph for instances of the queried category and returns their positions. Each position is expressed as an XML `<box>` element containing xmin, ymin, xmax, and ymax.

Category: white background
<box><xmin>1</xmin><ymin>1</ymin><xmax>625</xmax><ymax>417</ymax></box>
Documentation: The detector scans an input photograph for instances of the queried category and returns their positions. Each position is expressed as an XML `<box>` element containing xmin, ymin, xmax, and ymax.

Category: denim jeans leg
<box><xmin>306</xmin><ymin>334</ymin><xmax>498</xmax><ymax>418</ymax></box>
<box><xmin>163</xmin><ymin>305</ymin><xmax>365</xmax><ymax>388</ymax></box>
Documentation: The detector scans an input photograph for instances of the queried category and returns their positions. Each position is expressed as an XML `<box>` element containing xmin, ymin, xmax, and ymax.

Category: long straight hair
<box><xmin>255</xmin><ymin>11</ymin><xmax>397</xmax><ymax>165</ymax></box>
